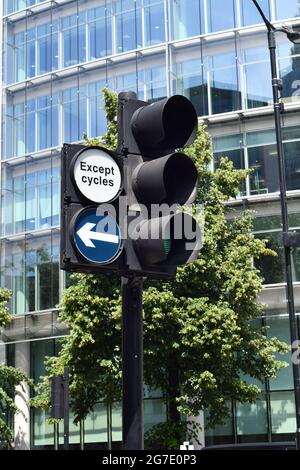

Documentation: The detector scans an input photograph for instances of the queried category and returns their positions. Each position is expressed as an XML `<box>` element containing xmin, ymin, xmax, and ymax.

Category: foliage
<box><xmin>0</xmin><ymin>290</ymin><xmax>32</xmax><ymax>448</ymax></box>
<box><xmin>0</xmin><ymin>288</ymin><xmax>13</xmax><ymax>328</ymax></box>
<box><xmin>144</xmin><ymin>420</ymin><xmax>201</xmax><ymax>450</ymax></box>
<box><xmin>32</xmin><ymin>88</ymin><xmax>288</xmax><ymax>438</ymax></box>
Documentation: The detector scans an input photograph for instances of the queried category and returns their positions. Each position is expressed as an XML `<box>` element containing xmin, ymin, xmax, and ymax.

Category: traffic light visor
<box><xmin>133</xmin><ymin>152</ymin><xmax>198</xmax><ymax>206</ymax></box>
<box><xmin>131</xmin><ymin>95</ymin><xmax>198</xmax><ymax>155</ymax></box>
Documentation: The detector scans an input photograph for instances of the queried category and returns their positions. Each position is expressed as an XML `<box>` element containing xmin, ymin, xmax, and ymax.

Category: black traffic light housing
<box><xmin>118</xmin><ymin>92</ymin><xmax>202</xmax><ymax>278</ymax></box>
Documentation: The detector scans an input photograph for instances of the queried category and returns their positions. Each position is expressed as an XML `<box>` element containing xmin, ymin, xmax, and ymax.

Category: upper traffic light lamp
<box><xmin>118</xmin><ymin>92</ymin><xmax>202</xmax><ymax>278</ymax></box>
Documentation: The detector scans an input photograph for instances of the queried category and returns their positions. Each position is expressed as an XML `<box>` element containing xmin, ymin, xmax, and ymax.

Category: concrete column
<box><xmin>14</xmin><ymin>342</ymin><xmax>30</xmax><ymax>450</ymax></box>
<box><xmin>187</xmin><ymin>411</ymin><xmax>205</xmax><ymax>450</ymax></box>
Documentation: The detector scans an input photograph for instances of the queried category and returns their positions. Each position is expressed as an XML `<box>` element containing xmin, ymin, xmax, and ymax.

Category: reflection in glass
<box><xmin>255</xmin><ymin>233</ymin><xmax>284</xmax><ymax>284</ymax></box>
<box><xmin>144</xmin><ymin>2</ymin><xmax>165</xmax><ymax>46</ymax></box>
<box><xmin>88</xmin><ymin>7</ymin><xmax>112</xmax><ymax>60</ymax></box>
<box><xmin>214</xmin><ymin>149</ymin><xmax>246</xmax><ymax>196</ymax></box>
<box><xmin>275</xmin><ymin>0</ymin><xmax>300</xmax><ymax>20</ymax></box>
<box><xmin>284</xmin><ymin>141</ymin><xmax>300</xmax><ymax>191</ymax></box>
<box><xmin>240</xmin><ymin>0</ymin><xmax>270</xmax><ymax>26</ymax></box>
<box><xmin>267</xmin><ymin>315</ymin><xmax>293</xmax><ymax>390</ymax></box>
<box><xmin>248</xmin><ymin>144</ymin><xmax>279</xmax><ymax>194</ymax></box>
<box><xmin>175</xmin><ymin>58</ymin><xmax>208</xmax><ymax>116</ymax></box>
<box><xmin>207</xmin><ymin>0</ymin><xmax>235</xmax><ymax>33</ymax></box>
<box><xmin>281</xmin><ymin>46</ymin><xmax>300</xmax><ymax>102</ymax></box>
<box><xmin>116</xmin><ymin>7</ymin><xmax>142</xmax><ymax>52</ymax></box>
<box><xmin>171</xmin><ymin>0</ymin><xmax>204</xmax><ymax>40</ymax></box>
<box><xmin>236</xmin><ymin>398</ymin><xmax>268</xmax><ymax>438</ymax></box>
<box><xmin>210</xmin><ymin>53</ymin><xmax>241</xmax><ymax>114</ymax></box>
<box><xmin>270</xmin><ymin>391</ymin><xmax>296</xmax><ymax>436</ymax></box>
<box><xmin>245</xmin><ymin>61</ymin><xmax>272</xmax><ymax>108</ymax></box>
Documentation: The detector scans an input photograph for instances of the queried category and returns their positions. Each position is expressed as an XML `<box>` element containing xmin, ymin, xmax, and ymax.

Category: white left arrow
<box><xmin>76</xmin><ymin>222</ymin><xmax>119</xmax><ymax>248</ymax></box>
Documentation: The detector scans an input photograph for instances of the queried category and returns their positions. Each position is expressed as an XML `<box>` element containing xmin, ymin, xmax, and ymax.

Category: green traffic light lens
<box><xmin>163</xmin><ymin>238</ymin><xmax>172</xmax><ymax>257</ymax></box>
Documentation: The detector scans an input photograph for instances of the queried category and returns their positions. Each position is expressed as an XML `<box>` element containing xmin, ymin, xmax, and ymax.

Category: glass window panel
<box><xmin>144</xmin><ymin>2</ymin><xmax>165</xmax><ymax>46</ymax></box>
<box><xmin>248</xmin><ymin>144</ymin><xmax>279</xmax><ymax>194</ymax></box>
<box><xmin>289</xmin><ymin>212</ymin><xmax>300</xmax><ymax>228</ymax></box>
<box><xmin>116</xmin><ymin>8</ymin><xmax>142</xmax><ymax>52</ymax></box>
<box><xmin>246</xmin><ymin>129</ymin><xmax>275</xmax><ymax>146</ymax></box>
<box><xmin>171</xmin><ymin>0</ymin><xmax>204</xmax><ymax>40</ymax></box>
<box><xmin>255</xmin><ymin>232</ymin><xmax>284</xmax><ymax>284</ymax></box>
<box><xmin>253</xmin><ymin>214</ymin><xmax>281</xmax><ymax>231</ymax></box>
<box><xmin>33</xmin><ymin>410</ymin><xmax>54</xmax><ymax>447</ymax></box>
<box><xmin>214</xmin><ymin>148</ymin><xmax>244</xmax><ymax>170</ymax></box>
<box><xmin>52</xmin><ymin>166</ymin><xmax>60</xmax><ymax>227</ymax></box>
<box><xmin>63</xmin><ymin>87</ymin><xmax>87</xmax><ymax>142</ymax></box>
<box><xmin>14</xmin><ymin>108</ymin><xmax>25</xmax><ymax>157</ymax></box>
<box><xmin>26</xmin><ymin>110</ymin><xmax>36</xmax><ymax>153</ymax></box>
<box><xmin>12</xmin><ymin>249</ymin><xmax>26</xmax><ymax>315</ymax></box>
<box><xmin>88</xmin><ymin>18</ymin><xmax>112</xmax><ymax>60</ymax></box>
<box><xmin>78</xmin><ymin>24</ymin><xmax>86</xmax><ymax>64</ymax></box>
<box><xmin>38</xmin><ymin>241</ymin><xmax>59</xmax><ymax>311</ymax></box>
<box><xmin>38</xmin><ymin>171</ymin><xmax>52</xmax><ymax>228</ymax></box>
<box><xmin>14</xmin><ymin>175</ymin><xmax>25</xmax><ymax>233</ymax></box>
<box><xmin>63</xmin><ymin>28</ymin><xmax>77</xmax><ymax>67</ymax></box>
<box><xmin>210</xmin><ymin>62</ymin><xmax>240</xmax><ymax>114</ymax></box>
<box><xmin>52</xmin><ymin>246</ymin><xmax>60</xmax><ymax>308</ymax></box>
<box><xmin>236</xmin><ymin>398</ymin><xmax>268</xmax><ymax>436</ymax></box>
<box><xmin>84</xmin><ymin>403</ymin><xmax>108</xmax><ymax>443</ymax></box>
<box><xmin>31</xmin><ymin>339</ymin><xmax>54</xmax><ymax>383</ymax></box>
<box><xmin>207</xmin><ymin>0</ymin><xmax>235</xmax><ymax>33</ymax></box>
<box><xmin>175</xmin><ymin>58</ymin><xmax>208</xmax><ymax>116</ymax></box>
<box><xmin>112</xmin><ymin>403</ymin><xmax>122</xmax><ymax>442</ymax></box>
<box><xmin>144</xmin><ymin>398</ymin><xmax>167</xmax><ymax>433</ymax></box>
<box><xmin>144</xmin><ymin>65</ymin><xmax>167</xmax><ymax>103</ymax></box>
<box><xmin>293</xmin><ymin>244</ymin><xmax>300</xmax><ymax>281</ymax></box>
<box><xmin>204</xmin><ymin>401</ymin><xmax>233</xmax><ymax>438</ymax></box>
<box><xmin>214</xmin><ymin>148</ymin><xmax>246</xmax><ymax>195</ymax></box>
<box><xmin>15</xmin><ymin>39</ymin><xmax>25</xmax><ymax>82</ymax></box>
<box><xmin>270</xmin><ymin>391</ymin><xmax>296</xmax><ymax>435</ymax></box>
<box><xmin>284</xmin><ymin>141</ymin><xmax>300</xmax><ymax>191</ymax></box>
<box><xmin>240</xmin><ymin>0</ymin><xmax>270</xmax><ymax>26</ymax></box>
<box><xmin>213</xmin><ymin>134</ymin><xmax>242</xmax><ymax>152</ymax></box>
<box><xmin>280</xmin><ymin>51</ymin><xmax>300</xmax><ymax>103</ymax></box>
<box><xmin>27</xmin><ymin>38</ymin><xmax>36</xmax><ymax>79</ymax></box>
<box><xmin>283</xmin><ymin>125</ymin><xmax>300</xmax><ymax>141</ymax></box>
<box><xmin>25</xmin><ymin>250</ymin><xmax>36</xmax><ymax>312</ymax></box>
<box><xmin>245</xmin><ymin>61</ymin><xmax>272</xmax><ymax>109</ymax></box>
<box><xmin>26</xmin><ymin>180</ymin><xmax>36</xmax><ymax>231</ymax></box>
<box><xmin>267</xmin><ymin>315</ymin><xmax>293</xmax><ymax>391</ymax></box>
<box><xmin>89</xmin><ymin>95</ymin><xmax>107</xmax><ymax>138</ymax></box>
<box><xmin>275</xmin><ymin>0</ymin><xmax>300</xmax><ymax>20</ymax></box>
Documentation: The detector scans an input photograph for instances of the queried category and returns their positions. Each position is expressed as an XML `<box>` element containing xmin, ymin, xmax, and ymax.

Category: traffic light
<box><xmin>60</xmin><ymin>144</ymin><xmax>124</xmax><ymax>273</ymax></box>
<box><xmin>118</xmin><ymin>92</ymin><xmax>202</xmax><ymax>278</ymax></box>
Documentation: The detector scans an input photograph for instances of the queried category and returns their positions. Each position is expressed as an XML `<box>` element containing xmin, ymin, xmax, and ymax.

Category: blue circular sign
<box><xmin>73</xmin><ymin>207</ymin><xmax>122</xmax><ymax>264</ymax></box>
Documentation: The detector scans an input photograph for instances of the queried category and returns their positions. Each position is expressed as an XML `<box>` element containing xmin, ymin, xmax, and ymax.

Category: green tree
<box><xmin>32</xmin><ymin>88</ymin><xmax>288</xmax><ymax>447</ymax></box>
<box><xmin>0</xmin><ymin>289</ymin><xmax>32</xmax><ymax>449</ymax></box>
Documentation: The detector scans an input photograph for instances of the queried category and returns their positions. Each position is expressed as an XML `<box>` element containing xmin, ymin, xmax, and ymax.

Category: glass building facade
<box><xmin>0</xmin><ymin>0</ymin><xmax>300</xmax><ymax>448</ymax></box>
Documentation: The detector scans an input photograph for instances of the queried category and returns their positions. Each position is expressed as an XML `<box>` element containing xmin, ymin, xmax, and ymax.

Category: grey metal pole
<box><xmin>63</xmin><ymin>366</ymin><xmax>70</xmax><ymax>450</ymax></box>
<box><xmin>107</xmin><ymin>403</ymin><xmax>113</xmax><ymax>450</ymax></box>
<box><xmin>54</xmin><ymin>422</ymin><xmax>59</xmax><ymax>450</ymax></box>
<box><xmin>121</xmin><ymin>276</ymin><xmax>144</xmax><ymax>450</ymax></box>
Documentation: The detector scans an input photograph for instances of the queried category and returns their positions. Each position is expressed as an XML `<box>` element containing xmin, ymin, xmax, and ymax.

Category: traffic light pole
<box><xmin>118</xmin><ymin>91</ymin><xmax>144</xmax><ymax>450</ymax></box>
<box><xmin>268</xmin><ymin>30</ymin><xmax>300</xmax><ymax>450</ymax></box>
<box><xmin>121</xmin><ymin>276</ymin><xmax>144</xmax><ymax>450</ymax></box>
<box><xmin>63</xmin><ymin>367</ymin><xmax>70</xmax><ymax>450</ymax></box>
<box><xmin>251</xmin><ymin>0</ymin><xmax>300</xmax><ymax>448</ymax></box>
